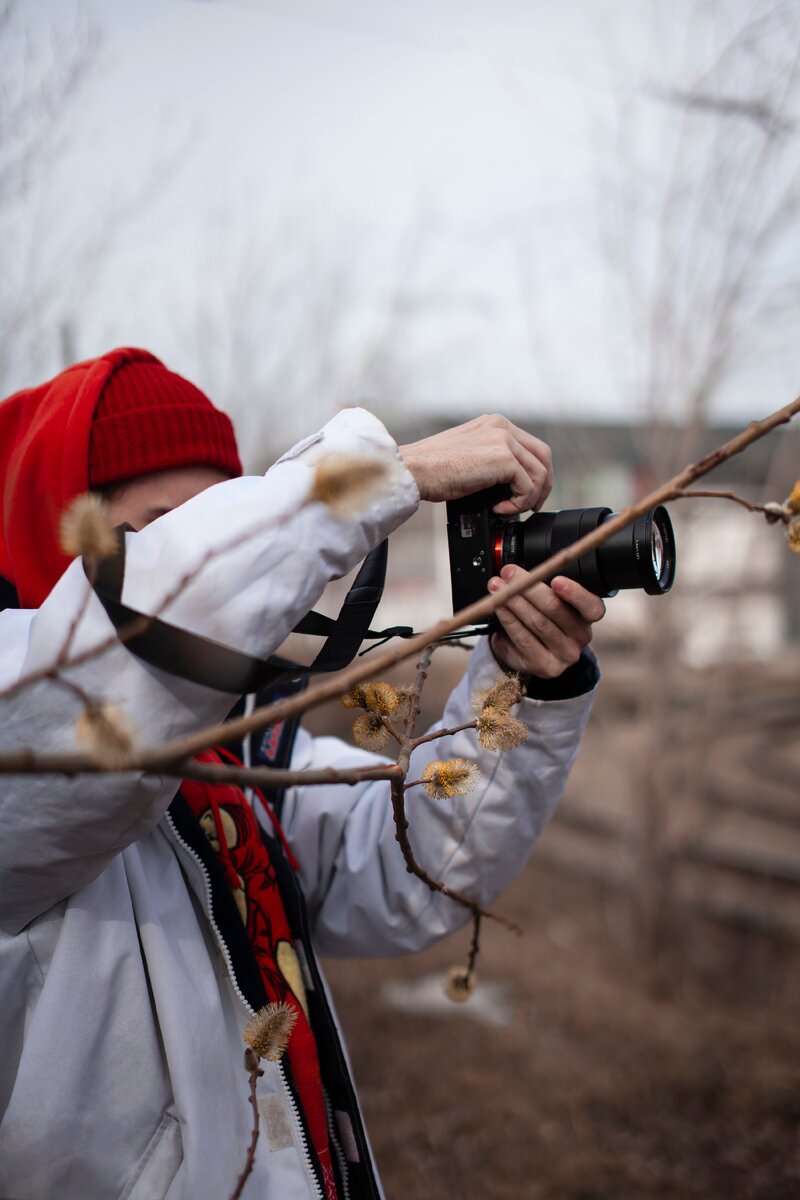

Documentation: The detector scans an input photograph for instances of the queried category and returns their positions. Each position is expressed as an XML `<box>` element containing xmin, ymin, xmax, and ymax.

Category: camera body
<box><xmin>447</xmin><ymin>485</ymin><xmax>675</xmax><ymax>617</ymax></box>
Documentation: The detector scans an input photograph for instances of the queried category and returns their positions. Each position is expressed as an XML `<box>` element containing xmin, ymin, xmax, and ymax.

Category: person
<box><xmin>0</xmin><ymin>347</ymin><xmax>604</xmax><ymax>1200</ymax></box>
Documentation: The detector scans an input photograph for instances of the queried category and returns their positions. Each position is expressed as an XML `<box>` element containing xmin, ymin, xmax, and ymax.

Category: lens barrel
<box><xmin>502</xmin><ymin>505</ymin><xmax>676</xmax><ymax>597</ymax></box>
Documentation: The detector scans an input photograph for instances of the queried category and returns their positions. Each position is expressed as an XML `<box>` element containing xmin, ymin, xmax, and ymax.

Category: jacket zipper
<box><xmin>165</xmin><ymin>811</ymin><xmax>323</xmax><ymax>1200</ymax></box>
<box><xmin>284</xmin><ymin>867</ymin><xmax>382</xmax><ymax>1200</ymax></box>
<box><xmin>323</xmin><ymin>1087</ymin><xmax>351</xmax><ymax>1200</ymax></box>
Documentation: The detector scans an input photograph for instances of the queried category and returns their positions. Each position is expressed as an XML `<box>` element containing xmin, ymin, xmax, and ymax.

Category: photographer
<box><xmin>0</xmin><ymin>348</ymin><xmax>603</xmax><ymax>1200</ymax></box>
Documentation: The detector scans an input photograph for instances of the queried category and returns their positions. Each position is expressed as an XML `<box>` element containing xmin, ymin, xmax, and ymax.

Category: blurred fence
<box><xmin>539</xmin><ymin>652</ymin><xmax>800</xmax><ymax>941</ymax></box>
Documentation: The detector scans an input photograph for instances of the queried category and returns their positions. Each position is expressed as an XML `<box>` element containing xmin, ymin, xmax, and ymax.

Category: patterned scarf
<box><xmin>181</xmin><ymin>750</ymin><xmax>338</xmax><ymax>1199</ymax></box>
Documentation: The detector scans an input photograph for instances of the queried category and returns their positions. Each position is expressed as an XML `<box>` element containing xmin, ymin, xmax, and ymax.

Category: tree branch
<box><xmin>173</xmin><ymin>758</ymin><xmax>401</xmax><ymax>791</ymax></box>
<box><xmin>673</xmin><ymin>488</ymin><xmax>791</xmax><ymax>521</ymax></box>
<box><xmin>0</xmin><ymin>394</ymin><xmax>798</xmax><ymax>778</ymax></box>
<box><xmin>467</xmin><ymin>912</ymin><xmax>482</xmax><ymax>979</ymax></box>
<box><xmin>386</xmin><ymin>646</ymin><xmax>520</xmax><ymax>935</ymax></box>
<box><xmin>228</xmin><ymin>1052</ymin><xmax>263</xmax><ymax>1200</ymax></box>
<box><xmin>0</xmin><ymin>507</ymin><xmax>294</xmax><ymax>702</ymax></box>
<box><xmin>410</xmin><ymin>721</ymin><xmax>477</xmax><ymax>750</ymax></box>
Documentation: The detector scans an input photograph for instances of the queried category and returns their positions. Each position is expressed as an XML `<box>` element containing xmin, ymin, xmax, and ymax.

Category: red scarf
<box><xmin>181</xmin><ymin>751</ymin><xmax>338</xmax><ymax>1199</ymax></box>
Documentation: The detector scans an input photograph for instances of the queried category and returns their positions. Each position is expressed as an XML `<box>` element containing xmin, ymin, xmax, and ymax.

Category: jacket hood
<box><xmin>0</xmin><ymin>348</ymin><xmax>162</xmax><ymax>608</ymax></box>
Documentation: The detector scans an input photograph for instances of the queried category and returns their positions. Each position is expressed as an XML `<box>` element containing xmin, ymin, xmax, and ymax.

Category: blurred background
<box><xmin>4</xmin><ymin>1</ymin><xmax>799</xmax><ymax>1195</ymax></box>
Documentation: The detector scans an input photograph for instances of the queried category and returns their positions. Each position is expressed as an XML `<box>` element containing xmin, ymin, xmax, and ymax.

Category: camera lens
<box><xmin>651</xmin><ymin>523</ymin><xmax>664</xmax><ymax>577</ymax></box>
<box><xmin>501</xmin><ymin>504</ymin><xmax>675</xmax><ymax>598</ymax></box>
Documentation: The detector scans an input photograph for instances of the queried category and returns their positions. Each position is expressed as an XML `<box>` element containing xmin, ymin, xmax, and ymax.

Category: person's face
<box><xmin>103</xmin><ymin>466</ymin><xmax>231</xmax><ymax>531</ymax></box>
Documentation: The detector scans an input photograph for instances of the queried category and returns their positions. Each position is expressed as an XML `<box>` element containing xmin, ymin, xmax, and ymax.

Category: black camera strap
<box><xmin>0</xmin><ymin>576</ymin><xmax>19</xmax><ymax>612</ymax></box>
<box><xmin>85</xmin><ymin>527</ymin><xmax>413</xmax><ymax>693</ymax></box>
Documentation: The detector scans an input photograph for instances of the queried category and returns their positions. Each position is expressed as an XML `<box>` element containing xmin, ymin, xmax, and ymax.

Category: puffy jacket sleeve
<box><xmin>279</xmin><ymin>637</ymin><xmax>597</xmax><ymax>956</ymax></box>
<box><xmin>0</xmin><ymin>409</ymin><xmax>419</xmax><ymax>934</ymax></box>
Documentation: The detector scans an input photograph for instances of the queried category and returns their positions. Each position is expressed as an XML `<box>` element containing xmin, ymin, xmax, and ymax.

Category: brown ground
<box><xmin>323</xmin><ymin>864</ymin><xmax>799</xmax><ymax>1200</ymax></box>
<box><xmin>310</xmin><ymin>649</ymin><xmax>800</xmax><ymax>1200</ymax></box>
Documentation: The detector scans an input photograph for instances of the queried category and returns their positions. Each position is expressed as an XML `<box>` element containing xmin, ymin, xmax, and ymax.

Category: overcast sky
<box><xmin>7</xmin><ymin>0</ymin><xmax>799</xmax><ymax>455</ymax></box>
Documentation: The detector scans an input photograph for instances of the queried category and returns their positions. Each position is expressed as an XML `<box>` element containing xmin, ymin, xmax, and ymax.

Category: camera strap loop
<box><xmin>292</xmin><ymin>540</ymin><xmax>414</xmax><ymax>670</ymax></box>
<box><xmin>85</xmin><ymin>527</ymin><xmax>405</xmax><ymax>693</ymax></box>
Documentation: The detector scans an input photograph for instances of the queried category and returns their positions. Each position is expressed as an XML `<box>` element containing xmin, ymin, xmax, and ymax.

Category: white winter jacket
<box><xmin>0</xmin><ymin>409</ymin><xmax>596</xmax><ymax>1200</ymax></box>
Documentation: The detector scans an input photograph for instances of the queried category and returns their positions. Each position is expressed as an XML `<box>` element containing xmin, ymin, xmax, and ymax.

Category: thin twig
<box><xmin>466</xmin><ymin>912</ymin><xmax>482</xmax><ymax>980</ymax></box>
<box><xmin>21</xmin><ymin>566</ymin><xmax>104</xmax><ymax>715</ymax></box>
<box><xmin>172</xmin><ymin>758</ymin><xmax>401</xmax><ymax>791</ymax></box>
<box><xmin>0</xmin><ymin>608</ymin><xmax>162</xmax><ymax>703</ymax></box>
<box><xmin>387</xmin><ymin>646</ymin><xmax>520</xmax><ymax>934</ymax></box>
<box><xmin>55</xmin><ymin>563</ymin><xmax>97</xmax><ymax>669</ymax></box>
<box><xmin>388</xmin><ymin>774</ymin><xmax>520</xmax><ymax>934</ymax></box>
<box><xmin>0</xmin><ymin>506</ymin><xmax>299</xmax><ymax>702</ymax></box>
<box><xmin>401</xmin><ymin>647</ymin><xmax>433</xmax><ymax>745</ymax></box>
<box><xmin>46</xmin><ymin>674</ymin><xmax>97</xmax><ymax>711</ymax></box>
<box><xmin>382</xmin><ymin>719</ymin><xmax>404</xmax><ymax>747</ymax></box>
<box><xmin>410</xmin><ymin>721</ymin><xmax>477</xmax><ymax>750</ymax></box>
<box><xmin>674</xmin><ymin>487</ymin><xmax>791</xmax><ymax>520</ymax></box>
<box><xmin>228</xmin><ymin>1054</ymin><xmax>264</xmax><ymax>1200</ymax></box>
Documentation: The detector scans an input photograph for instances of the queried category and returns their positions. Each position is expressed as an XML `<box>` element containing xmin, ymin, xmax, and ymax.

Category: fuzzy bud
<box><xmin>421</xmin><ymin>758</ymin><xmax>481</xmax><ymax>800</ymax></box>
<box><xmin>307</xmin><ymin>454</ymin><xmax>391</xmax><ymax>517</ymax></box>
<box><xmin>472</xmin><ymin>673</ymin><xmax>524</xmax><ymax>714</ymax></box>
<box><xmin>443</xmin><ymin>965</ymin><xmax>476</xmax><ymax>1003</ymax></box>
<box><xmin>243</xmin><ymin>1002</ymin><xmax>298</xmax><ymax>1062</ymax></box>
<box><xmin>75</xmin><ymin>703</ymin><xmax>134</xmax><ymax>768</ymax></box>
<box><xmin>342</xmin><ymin>681</ymin><xmax>399</xmax><ymax>715</ymax></box>
<box><xmin>786</xmin><ymin>481</ymin><xmax>800</xmax><ymax>515</ymax></box>
<box><xmin>60</xmin><ymin>494</ymin><xmax>117</xmax><ymax>561</ymax></box>
<box><xmin>364</xmin><ymin>682</ymin><xmax>399</xmax><ymax>715</ymax></box>
<box><xmin>351</xmin><ymin>711</ymin><xmax>391</xmax><ymax>752</ymax></box>
<box><xmin>475</xmin><ymin>705</ymin><xmax>528</xmax><ymax>752</ymax></box>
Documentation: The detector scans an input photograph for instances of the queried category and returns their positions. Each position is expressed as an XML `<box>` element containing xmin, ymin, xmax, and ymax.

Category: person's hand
<box><xmin>488</xmin><ymin>567</ymin><xmax>606</xmax><ymax>678</ymax></box>
<box><xmin>399</xmin><ymin>414</ymin><xmax>553</xmax><ymax>514</ymax></box>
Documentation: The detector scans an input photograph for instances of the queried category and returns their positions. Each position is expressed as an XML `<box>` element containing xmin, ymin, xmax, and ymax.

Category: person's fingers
<box><xmin>496</xmin><ymin>566</ymin><xmax>604</xmax><ymax>643</ymax></box>
<box><xmin>492</xmin><ymin>453</ymin><xmax>548</xmax><ymax>513</ymax></box>
<box><xmin>490</xmin><ymin>612</ymin><xmax>563</xmax><ymax>678</ymax></box>
<box><xmin>490</xmin><ymin>577</ymin><xmax>583</xmax><ymax>665</ymax></box>
<box><xmin>454</xmin><ymin>415</ymin><xmax>552</xmax><ymax>513</ymax></box>
<box><xmin>510</xmin><ymin>428</ymin><xmax>554</xmax><ymax>504</ymax></box>
<box><xmin>550</xmin><ymin>576</ymin><xmax>607</xmax><ymax>623</ymax></box>
<box><xmin>398</xmin><ymin>414</ymin><xmax>555</xmax><ymax>506</ymax></box>
<box><xmin>491</xmin><ymin>427</ymin><xmax>554</xmax><ymax>511</ymax></box>
<box><xmin>492</xmin><ymin>441</ymin><xmax>551</xmax><ymax>514</ymax></box>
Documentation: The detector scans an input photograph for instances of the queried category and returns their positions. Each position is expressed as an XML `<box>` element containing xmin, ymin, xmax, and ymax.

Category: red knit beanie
<box><xmin>0</xmin><ymin>347</ymin><xmax>243</xmax><ymax>607</ymax></box>
<box><xmin>89</xmin><ymin>357</ymin><xmax>242</xmax><ymax>487</ymax></box>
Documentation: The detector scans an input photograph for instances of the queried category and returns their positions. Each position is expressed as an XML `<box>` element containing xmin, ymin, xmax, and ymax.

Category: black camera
<box><xmin>447</xmin><ymin>485</ymin><xmax>676</xmax><ymax>617</ymax></box>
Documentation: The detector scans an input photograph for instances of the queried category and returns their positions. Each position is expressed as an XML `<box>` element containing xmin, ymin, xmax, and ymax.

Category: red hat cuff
<box><xmin>90</xmin><ymin>403</ymin><xmax>241</xmax><ymax>487</ymax></box>
<box><xmin>88</xmin><ymin>358</ymin><xmax>242</xmax><ymax>487</ymax></box>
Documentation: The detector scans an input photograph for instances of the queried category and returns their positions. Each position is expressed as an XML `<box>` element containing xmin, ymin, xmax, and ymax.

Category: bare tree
<box><xmin>0</xmin><ymin>1</ymin><xmax>101</xmax><ymax>388</ymax></box>
<box><xmin>514</xmin><ymin>0</ymin><xmax>800</xmax><ymax>977</ymax></box>
<box><xmin>177</xmin><ymin>204</ymin><xmax>466</xmax><ymax>467</ymax></box>
<box><xmin>604</xmin><ymin>0</ymin><xmax>800</xmax><ymax>974</ymax></box>
<box><xmin>596</xmin><ymin>0</ymin><xmax>800</xmax><ymax>468</ymax></box>
<box><xmin>0</xmin><ymin>1</ymin><xmax>191</xmax><ymax>394</ymax></box>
